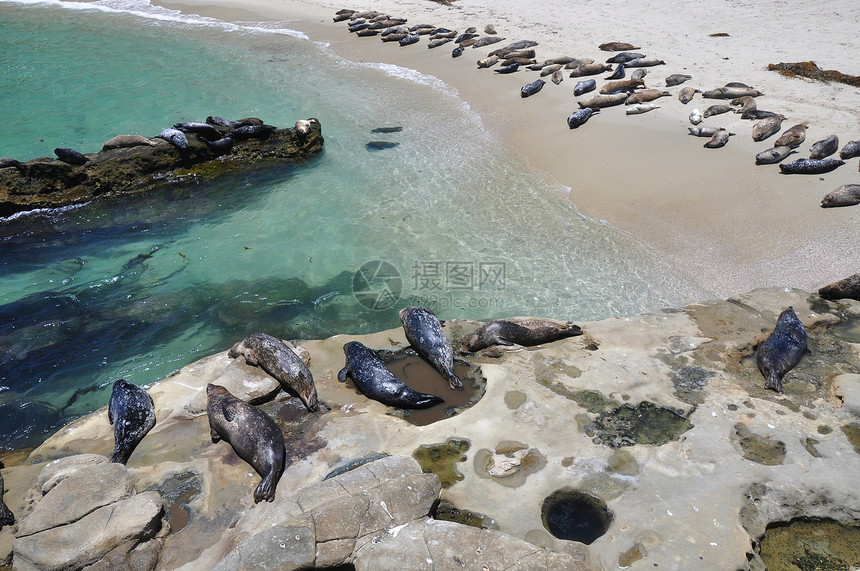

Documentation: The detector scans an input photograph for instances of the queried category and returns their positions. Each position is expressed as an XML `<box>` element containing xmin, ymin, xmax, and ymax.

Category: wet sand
<box><xmin>157</xmin><ymin>0</ymin><xmax>860</xmax><ymax>301</ymax></box>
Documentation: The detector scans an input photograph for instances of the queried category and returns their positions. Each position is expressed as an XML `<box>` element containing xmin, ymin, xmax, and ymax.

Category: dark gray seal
<box><xmin>521</xmin><ymin>79</ymin><xmax>545</xmax><ymax>97</ymax></box>
<box><xmin>174</xmin><ymin>121</ymin><xmax>223</xmax><ymax>140</ymax></box>
<box><xmin>399</xmin><ymin>306</ymin><xmax>462</xmax><ymax>390</ymax></box>
<box><xmin>779</xmin><ymin>158</ymin><xmax>844</xmax><ymax>174</ymax></box>
<box><xmin>54</xmin><ymin>147</ymin><xmax>89</xmax><ymax>165</ymax></box>
<box><xmin>665</xmin><ymin>74</ymin><xmax>692</xmax><ymax>86</ymax></box>
<box><xmin>206</xmin><ymin>384</ymin><xmax>285</xmax><ymax>503</ymax></box>
<box><xmin>452</xmin><ymin>45</ymin><xmax>464</xmax><ymax>58</ymax></box>
<box><xmin>399</xmin><ymin>33</ymin><xmax>419</xmax><ymax>46</ymax></box>
<box><xmin>0</xmin><ymin>461</ymin><xmax>13</xmax><ymax>529</ymax></box>
<box><xmin>703</xmin><ymin>104</ymin><xmax>733</xmax><ymax>118</ymax></box>
<box><xmin>108</xmin><ymin>379</ymin><xmax>156</xmax><ymax>465</ymax></box>
<box><xmin>839</xmin><ymin>140</ymin><xmax>860</xmax><ymax>159</ymax></box>
<box><xmin>494</xmin><ymin>62</ymin><xmax>519</xmax><ymax>73</ymax></box>
<box><xmin>366</xmin><ymin>141</ymin><xmax>399</xmax><ymax>150</ymax></box>
<box><xmin>228</xmin><ymin>333</ymin><xmax>319</xmax><ymax>411</ymax></box>
<box><xmin>703</xmin><ymin>129</ymin><xmax>733</xmax><ymax>148</ymax></box>
<box><xmin>202</xmin><ymin>136</ymin><xmax>234</xmax><ymax>156</ymax></box>
<box><xmin>605</xmin><ymin>63</ymin><xmax>625</xmax><ymax>80</ymax></box>
<box><xmin>809</xmin><ymin>134</ymin><xmax>839</xmax><ymax>159</ymax></box>
<box><xmin>462</xmin><ymin>318</ymin><xmax>583</xmax><ymax>352</ymax></box>
<box><xmin>337</xmin><ymin>341</ymin><xmax>444</xmax><ymax>408</ymax></box>
<box><xmin>756</xmin><ymin>307</ymin><xmax>808</xmax><ymax>393</ymax></box>
<box><xmin>573</xmin><ymin>79</ymin><xmax>597</xmax><ymax>96</ymax></box>
<box><xmin>821</xmin><ymin>184</ymin><xmax>860</xmax><ymax>208</ymax></box>
<box><xmin>755</xmin><ymin>145</ymin><xmax>795</xmax><ymax>165</ymax></box>
<box><xmin>605</xmin><ymin>52</ymin><xmax>644</xmax><ymax>64</ymax></box>
<box><xmin>568</xmin><ymin>107</ymin><xmax>600</xmax><ymax>128</ymax></box>
<box><xmin>227</xmin><ymin>124</ymin><xmax>276</xmax><ymax>141</ymax></box>
<box><xmin>819</xmin><ymin>274</ymin><xmax>860</xmax><ymax>301</ymax></box>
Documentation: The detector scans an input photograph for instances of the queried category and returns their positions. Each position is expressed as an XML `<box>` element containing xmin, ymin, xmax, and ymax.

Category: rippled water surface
<box><xmin>0</xmin><ymin>0</ymin><xmax>702</xmax><ymax>448</ymax></box>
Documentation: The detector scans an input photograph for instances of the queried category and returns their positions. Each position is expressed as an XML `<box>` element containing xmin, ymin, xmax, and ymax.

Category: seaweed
<box><xmin>767</xmin><ymin>61</ymin><xmax>860</xmax><ymax>87</ymax></box>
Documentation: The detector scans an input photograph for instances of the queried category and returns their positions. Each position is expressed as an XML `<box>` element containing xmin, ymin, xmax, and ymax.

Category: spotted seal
<box><xmin>821</xmin><ymin>184</ymin><xmax>860</xmax><ymax>208</ymax></box>
<box><xmin>101</xmin><ymin>135</ymin><xmax>158</xmax><ymax>152</ymax></box>
<box><xmin>521</xmin><ymin>79</ymin><xmax>545</xmax><ymax>97</ymax></box>
<box><xmin>568</xmin><ymin>107</ymin><xmax>599</xmax><ymax>128</ymax></box>
<box><xmin>227</xmin><ymin>124</ymin><xmax>276</xmax><ymax>141</ymax></box>
<box><xmin>54</xmin><ymin>147</ymin><xmax>89</xmax><ymax>165</ymax></box>
<box><xmin>809</xmin><ymin>135</ymin><xmax>839</xmax><ymax>159</ymax></box>
<box><xmin>703</xmin><ymin>87</ymin><xmax>763</xmax><ymax>99</ymax></box>
<box><xmin>819</xmin><ymin>274</ymin><xmax>860</xmax><ymax>301</ymax></box>
<box><xmin>839</xmin><ymin>140</ymin><xmax>860</xmax><ymax>159</ymax></box>
<box><xmin>337</xmin><ymin>341</ymin><xmax>444</xmax><ymax>408</ymax></box>
<box><xmin>107</xmin><ymin>379</ymin><xmax>156</xmax><ymax>465</ymax></box>
<box><xmin>755</xmin><ymin>145</ymin><xmax>795</xmax><ymax>165</ymax></box>
<box><xmin>400</xmin><ymin>34</ymin><xmax>420</xmax><ymax>46</ymax></box>
<box><xmin>751</xmin><ymin>114</ymin><xmax>786</xmax><ymax>142</ymax></box>
<box><xmin>573</xmin><ymin>79</ymin><xmax>597</xmax><ymax>96</ymax></box>
<box><xmin>605</xmin><ymin>52</ymin><xmax>644</xmax><ymax>64</ymax></box>
<box><xmin>604</xmin><ymin>63</ymin><xmax>626</xmax><ymax>80</ymax></box>
<box><xmin>158</xmin><ymin>128</ymin><xmax>189</xmax><ymax>150</ymax></box>
<box><xmin>494</xmin><ymin>62</ymin><xmax>519</xmax><ymax>74</ymax></box>
<box><xmin>206</xmin><ymin>384</ymin><xmax>285</xmax><ymax>503</ymax></box>
<box><xmin>399</xmin><ymin>306</ymin><xmax>462</xmax><ymax>390</ymax></box>
<box><xmin>0</xmin><ymin>461</ymin><xmax>13</xmax><ymax>528</ymax></box>
<box><xmin>756</xmin><ymin>307</ymin><xmax>808</xmax><ymax>393</ymax></box>
<box><xmin>779</xmin><ymin>157</ymin><xmax>844</xmax><ymax>174</ymax></box>
<box><xmin>228</xmin><ymin>333</ymin><xmax>319</xmax><ymax>411</ymax></box>
<box><xmin>462</xmin><ymin>318</ymin><xmax>583</xmax><ymax>352</ymax></box>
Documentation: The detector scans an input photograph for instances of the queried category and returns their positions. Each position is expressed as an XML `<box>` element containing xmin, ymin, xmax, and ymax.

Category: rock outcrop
<box><xmin>0</xmin><ymin>117</ymin><xmax>323</xmax><ymax>217</ymax></box>
<box><xmin>1</xmin><ymin>287</ymin><xmax>859</xmax><ymax>569</ymax></box>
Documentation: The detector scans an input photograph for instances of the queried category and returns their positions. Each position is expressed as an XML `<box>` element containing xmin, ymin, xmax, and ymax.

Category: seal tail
<box><xmin>110</xmin><ymin>445</ymin><xmax>132</xmax><ymax>465</ymax></box>
<box><xmin>443</xmin><ymin>369</ymin><xmax>464</xmax><ymax>391</ymax></box>
<box><xmin>763</xmin><ymin>369</ymin><xmax>784</xmax><ymax>393</ymax></box>
<box><xmin>254</xmin><ymin>473</ymin><xmax>277</xmax><ymax>503</ymax></box>
<box><xmin>413</xmin><ymin>394</ymin><xmax>445</xmax><ymax>409</ymax></box>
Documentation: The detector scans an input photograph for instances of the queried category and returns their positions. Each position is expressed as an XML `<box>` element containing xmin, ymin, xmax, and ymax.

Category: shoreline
<box><xmin>152</xmin><ymin>0</ymin><xmax>860</xmax><ymax>301</ymax></box>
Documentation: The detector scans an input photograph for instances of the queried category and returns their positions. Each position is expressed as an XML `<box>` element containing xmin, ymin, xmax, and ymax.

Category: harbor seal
<box><xmin>0</xmin><ymin>461</ymin><xmax>13</xmax><ymax>528</ymax></box>
<box><xmin>573</xmin><ymin>79</ymin><xmax>597</xmax><ymax>96</ymax></box>
<box><xmin>494</xmin><ymin>62</ymin><xmax>520</xmax><ymax>74</ymax></box>
<box><xmin>755</xmin><ymin>145</ymin><xmax>795</xmax><ymax>165</ymax></box>
<box><xmin>399</xmin><ymin>306</ymin><xmax>462</xmax><ymax>390</ymax></box>
<box><xmin>578</xmin><ymin>93</ymin><xmax>627</xmax><ymax>108</ymax></box>
<box><xmin>631</xmin><ymin>68</ymin><xmax>648</xmax><ymax>80</ymax></box>
<box><xmin>625</xmin><ymin>89</ymin><xmax>670</xmax><ymax>104</ymax></box>
<box><xmin>626</xmin><ymin>103</ymin><xmax>660</xmax><ymax>115</ymax></box>
<box><xmin>600</xmin><ymin>78</ymin><xmax>644</xmax><ymax>94</ymax></box>
<box><xmin>689</xmin><ymin>126</ymin><xmax>731</xmax><ymax>137</ymax></box>
<box><xmin>703</xmin><ymin>129</ymin><xmax>733</xmax><ymax>148</ymax></box>
<box><xmin>202</xmin><ymin>136</ymin><xmax>234</xmax><ymax>156</ymax></box>
<box><xmin>461</xmin><ymin>318</ymin><xmax>583</xmax><ymax>352</ymax></box>
<box><xmin>730</xmin><ymin>95</ymin><xmax>757</xmax><ymax>113</ymax></box>
<box><xmin>101</xmin><ymin>135</ymin><xmax>157</xmax><ymax>151</ymax></box>
<box><xmin>521</xmin><ymin>79</ymin><xmax>546</xmax><ymax>98</ymax></box>
<box><xmin>174</xmin><ymin>121</ymin><xmax>223</xmax><ymax>140</ymax></box>
<box><xmin>604</xmin><ymin>63</ymin><xmax>625</xmax><ymax>80</ymax></box>
<box><xmin>779</xmin><ymin>158</ymin><xmax>844</xmax><ymax>174</ymax></box>
<box><xmin>227</xmin><ymin>124</ymin><xmax>276</xmax><ymax>141</ymax></box>
<box><xmin>477</xmin><ymin>55</ymin><xmax>499</xmax><ymax>68</ymax></box>
<box><xmin>337</xmin><ymin>341</ymin><xmax>444</xmax><ymax>409</ymax></box>
<box><xmin>551</xmin><ymin>68</ymin><xmax>564</xmax><ymax>84</ymax></box>
<box><xmin>569</xmin><ymin>63</ymin><xmax>612</xmax><ymax>77</ymax></box>
<box><xmin>703</xmin><ymin>87</ymin><xmax>763</xmax><ymax>99</ymax></box>
<box><xmin>678</xmin><ymin>87</ymin><xmax>700</xmax><ymax>104</ymax></box>
<box><xmin>54</xmin><ymin>147</ymin><xmax>89</xmax><ymax>165</ymax></box>
<box><xmin>756</xmin><ymin>307</ymin><xmax>808</xmax><ymax>393</ymax></box>
<box><xmin>605</xmin><ymin>52</ymin><xmax>644</xmax><ymax>64</ymax></box>
<box><xmin>703</xmin><ymin>104</ymin><xmax>733</xmax><ymax>118</ymax></box>
<box><xmin>773</xmin><ymin>123</ymin><xmax>807</xmax><ymax>148</ymax></box>
<box><xmin>599</xmin><ymin>42</ymin><xmax>640</xmax><ymax>51</ymax></box>
<box><xmin>689</xmin><ymin>108</ymin><xmax>703</xmax><ymax>124</ymax></box>
<box><xmin>206</xmin><ymin>384</ymin><xmax>285</xmax><ymax>503</ymax></box>
<box><xmin>819</xmin><ymin>274</ymin><xmax>860</xmax><ymax>301</ymax></box>
<box><xmin>839</xmin><ymin>140</ymin><xmax>860</xmax><ymax>159</ymax></box>
<box><xmin>108</xmin><ymin>379</ymin><xmax>156</xmax><ymax>465</ymax></box>
<box><xmin>821</xmin><ymin>184</ymin><xmax>860</xmax><ymax>208</ymax></box>
<box><xmin>473</xmin><ymin>36</ymin><xmax>504</xmax><ymax>48</ymax></box>
<box><xmin>399</xmin><ymin>34</ymin><xmax>420</xmax><ymax>46</ymax></box>
<box><xmin>809</xmin><ymin>134</ymin><xmax>839</xmax><ymax>159</ymax></box>
<box><xmin>428</xmin><ymin>38</ymin><xmax>452</xmax><ymax>48</ymax></box>
<box><xmin>751</xmin><ymin>114</ymin><xmax>786</xmax><ymax>142</ymax></box>
<box><xmin>228</xmin><ymin>333</ymin><xmax>319</xmax><ymax>411</ymax></box>
<box><xmin>568</xmin><ymin>107</ymin><xmax>600</xmax><ymax>128</ymax></box>
<box><xmin>665</xmin><ymin>74</ymin><xmax>692</xmax><ymax>86</ymax></box>
<box><xmin>0</xmin><ymin>158</ymin><xmax>25</xmax><ymax>172</ymax></box>
<box><xmin>623</xmin><ymin>57</ymin><xmax>665</xmax><ymax>67</ymax></box>
<box><xmin>158</xmin><ymin>128</ymin><xmax>189</xmax><ymax>150</ymax></box>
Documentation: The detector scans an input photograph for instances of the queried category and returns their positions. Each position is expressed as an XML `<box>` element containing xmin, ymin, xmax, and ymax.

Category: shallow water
<box><xmin>0</xmin><ymin>0</ymin><xmax>702</xmax><ymax>449</ymax></box>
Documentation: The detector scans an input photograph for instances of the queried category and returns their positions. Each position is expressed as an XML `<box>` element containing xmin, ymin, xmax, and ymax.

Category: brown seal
<box><xmin>625</xmin><ymin>89</ymin><xmax>670</xmax><ymax>104</ymax></box>
<box><xmin>773</xmin><ymin>123</ymin><xmax>807</xmax><ymax>148</ymax></box>
<box><xmin>821</xmin><ymin>184</ymin><xmax>860</xmax><ymax>208</ymax></box>
<box><xmin>462</xmin><ymin>318</ymin><xmax>583</xmax><ymax>352</ymax></box>
<box><xmin>819</xmin><ymin>273</ymin><xmax>860</xmax><ymax>300</ymax></box>
<box><xmin>599</xmin><ymin>78</ymin><xmax>644</xmax><ymax>93</ymax></box>
<box><xmin>206</xmin><ymin>384</ymin><xmax>285</xmax><ymax>503</ymax></box>
<box><xmin>229</xmin><ymin>333</ymin><xmax>319</xmax><ymax>411</ymax></box>
<box><xmin>751</xmin><ymin>114</ymin><xmax>786</xmax><ymax>142</ymax></box>
<box><xmin>101</xmin><ymin>135</ymin><xmax>158</xmax><ymax>152</ymax></box>
<box><xmin>599</xmin><ymin>42</ymin><xmax>640</xmax><ymax>51</ymax></box>
<box><xmin>678</xmin><ymin>87</ymin><xmax>700</xmax><ymax>104</ymax></box>
<box><xmin>809</xmin><ymin>135</ymin><xmax>839</xmax><ymax>159</ymax></box>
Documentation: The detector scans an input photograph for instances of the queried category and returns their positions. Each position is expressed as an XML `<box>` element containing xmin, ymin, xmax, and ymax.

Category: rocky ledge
<box><xmin>1</xmin><ymin>287</ymin><xmax>859</xmax><ymax>569</ymax></box>
<box><xmin>0</xmin><ymin>117</ymin><xmax>323</xmax><ymax>218</ymax></box>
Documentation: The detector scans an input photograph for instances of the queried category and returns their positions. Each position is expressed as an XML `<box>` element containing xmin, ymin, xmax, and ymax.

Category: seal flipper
<box><xmin>210</xmin><ymin>428</ymin><xmax>222</xmax><ymax>443</ymax></box>
<box><xmin>763</xmin><ymin>368</ymin><xmax>784</xmax><ymax>393</ymax></box>
<box><xmin>442</xmin><ymin>369</ymin><xmax>464</xmax><ymax>391</ymax></box>
<box><xmin>337</xmin><ymin>367</ymin><xmax>349</xmax><ymax>383</ymax></box>
<box><xmin>254</xmin><ymin>472</ymin><xmax>277</xmax><ymax>503</ymax></box>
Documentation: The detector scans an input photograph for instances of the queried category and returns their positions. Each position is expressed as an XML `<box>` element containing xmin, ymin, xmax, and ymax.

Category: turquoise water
<box><xmin>0</xmin><ymin>0</ymin><xmax>702</xmax><ymax>449</ymax></box>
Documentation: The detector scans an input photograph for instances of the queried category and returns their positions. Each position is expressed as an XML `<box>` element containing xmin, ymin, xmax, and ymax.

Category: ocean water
<box><xmin>0</xmin><ymin>0</ymin><xmax>702</xmax><ymax>449</ymax></box>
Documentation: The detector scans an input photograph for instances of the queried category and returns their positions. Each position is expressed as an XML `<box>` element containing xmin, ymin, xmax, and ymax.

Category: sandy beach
<box><xmin>155</xmin><ymin>0</ymin><xmax>860</xmax><ymax>301</ymax></box>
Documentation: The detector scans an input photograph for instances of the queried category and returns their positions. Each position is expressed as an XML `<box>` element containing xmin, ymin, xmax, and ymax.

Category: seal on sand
<box><xmin>751</xmin><ymin>114</ymin><xmax>786</xmax><ymax>142</ymax></box>
<box><xmin>756</xmin><ymin>307</ymin><xmax>808</xmax><ymax>393</ymax></box>
<box><xmin>521</xmin><ymin>79</ymin><xmax>545</xmax><ymax>97</ymax></box>
<box><xmin>839</xmin><ymin>140</ymin><xmax>860</xmax><ymax>159</ymax></box>
<box><xmin>337</xmin><ymin>341</ymin><xmax>444</xmax><ymax>409</ymax></box>
<box><xmin>573</xmin><ymin>79</ymin><xmax>597</xmax><ymax>96</ymax></box>
<box><xmin>568</xmin><ymin>107</ymin><xmax>599</xmax><ymax>128</ymax></box>
<box><xmin>625</xmin><ymin>89</ymin><xmax>670</xmax><ymax>104</ymax></box>
<box><xmin>462</xmin><ymin>318</ymin><xmax>583</xmax><ymax>352</ymax></box>
<box><xmin>819</xmin><ymin>273</ymin><xmax>860</xmax><ymax>300</ymax></box>
<box><xmin>755</xmin><ymin>145</ymin><xmax>795</xmax><ymax>165</ymax></box>
<box><xmin>399</xmin><ymin>306</ymin><xmax>463</xmax><ymax>390</ymax></box>
<box><xmin>778</xmin><ymin>157</ymin><xmax>844</xmax><ymax>174</ymax></box>
<box><xmin>773</xmin><ymin>123</ymin><xmax>807</xmax><ymax>148</ymax></box>
<box><xmin>703</xmin><ymin>129</ymin><xmax>733</xmax><ymax>148</ymax></box>
<box><xmin>665</xmin><ymin>74</ymin><xmax>692</xmax><ymax>86</ymax></box>
<box><xmin>599</xmin><ymin>42</ymin><xmax>640</xmax><ymax>51</ymax></box>
<box><xmin>678</xmin><ymin>87</ymin><xmax>700</xmax><ymax>104</ymax></box>
<box><xmin>809</xmin><ymin>135</ymin><xmax>839</xmax><ymax>159</ymax></box>
<box><xmin>108</xmin><ymin>379</ymin><xmax>156</xmax><ymax>465</ymax></box>
<box><xmin>578</xmin><ymin>93</ymin><xmax>627</xmax><ymax>109</ymax></box>
<box><xmin>821</xmin><ymin>184</ymin><xmax>860</xmax><ymax>208</ymax></box>
<box><xmin>229</xmin><ymin>333</ymin><xmax>319</xmax><ymax>412</ymax></box>
<box><xmin>206</xmin><ymin>384</ymin><xmax>285</xmax><ymax>503</ymax></box>
<box><xmin>0</xmin><ymin>461</ymin><xmax>14</xmax><ymax>528</ymax></box>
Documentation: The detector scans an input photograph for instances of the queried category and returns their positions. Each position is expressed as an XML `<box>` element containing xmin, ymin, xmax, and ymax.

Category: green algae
<box><xmin>536</xmin><ymin>378</ymin><xmax>619</xmax><ymax>413</ymax></box>
<box><xmin>734</xmin><ymin>423</ymin><xmax>786</xmax><ymax>466</ymax></box>
<box><xmin>759</xmin><ymin>518</ymin><xmax>860</xmax><ymax>571</ymax></box>
<box><xmin>841</xmin><ymin>423</ymin><xmax>860</xmax><ymax>454</ymax></box>
<box><xmin>433</xmin><ymin>499</ymin><xmax>499</xmax><ymax>530</ymax></box>
<box><xmin>504</xmin><ymin>390</ymin><xmax>527</xmax><ymax>409</ymax></box>
<box><xmin>412</xmin><ymin>438</ymin><xmax>470</xmax><ymax>489</ymax></box>
<box><xmin>586</xmin><ymin>402</ymin><xmax>693</xmax><ymax>448</ymax></box>
<box><xmin>618</xmin><ymin>543</ymin><xmax>646</xmax><ymax>568</ymax></box>
<box><xmin>670</xmin><ymin>365</ymin><xmax>713</xmax><ymax>405</ymax></box>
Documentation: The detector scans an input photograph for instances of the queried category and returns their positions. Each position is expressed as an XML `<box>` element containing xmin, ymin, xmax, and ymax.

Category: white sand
<box><xmin>158</xmin><ymin>0</ymin><xmax>860</xmax><ymax>300</ymax></box>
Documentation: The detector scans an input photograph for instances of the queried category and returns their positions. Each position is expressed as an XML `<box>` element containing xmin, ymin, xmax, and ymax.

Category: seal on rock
<box><xmin>108</xmin><ymin>379</ymin><xmax>156</xmax><ymax>465</ymax></box>
<box><xmin>337</xmin><ymin>341</ymin><xmax>444</xmax><ymax>409</ymax></box>
<box><xmin>819</xmin><ymin>273</ymin><xmax>860</xmax><ymax>300</ymax></box>
<box><xmin>0</xmin><ymin>461</ymin><xmax>13</xmax><ymax>528</ymax></box>
<box><xmin>202</xmin><ymin>136</ymin><xmax>234</xmax><ymax>156</ymax></box>
<box><xmin>821</xmin><ymin>184</ymin><xmax>860</xmax><ymax>208</ymax></box>
<box><xmin>568</xmin><ymin>107</ymin><xmax>599</xmax><ymax>128</ymax></box>
<box><xmin>809</xmin><ymin>134</ymin><xmax>838</xmax><ymax>159</ymax></box>
<box><xmin>228</xmin><ymin>333</ymin><xmax>319</xmax><ymax>412</ymax></box>
<box><xmin>778</xmin><ymin>157</ymin><xmax>844</xmax><ymax>174</ymax></box>
<box><xmin>461</xmin><ymin>318</ymin><xmax>583</xmax><ymax>352</ymax></box>
<box><xmin>158</xmin><ymin>128</ymin><xmax>189</xmax><ymax>150</ymax></box>
<box><xmin>227</xmin><ymin>124</ymin><xmax>276</xmax><ymax>141</ymax></box>
<box><xmin>54</xmin><ymin>147</ymin><xmax>89</xmax><ymax>165</ymax></box>
<box><xmin>755</xmin><ymin>146</ymin><xmax>795</xmax><ymax>165</ymax></box>
<box><xmin>101</xmin><ymin>135</ymin><xmax>157</xmax><ymax>152</ymax></box>
<box><xmin>206</xmin><ymin>384</ymin><xmax>285</xmax><ymax>503</ymax></box>
<box><xmin>756</xmin><ymin>307</ymin><xmax>808</xmax><ymax>393</ymax></box>
<box><xmin>174</xmin><ymin>121</ymin><xmax>223</xmax><ymax>140</ymax></box>
<box><xmin>399</xmin><ymin>306</ymin><xmax>463</xmax><ymax>390</ymax></box>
